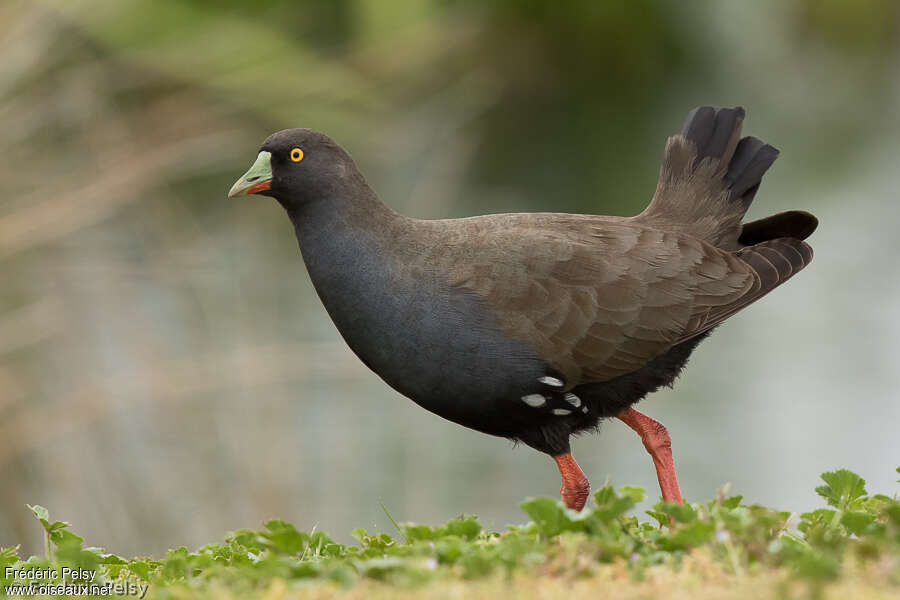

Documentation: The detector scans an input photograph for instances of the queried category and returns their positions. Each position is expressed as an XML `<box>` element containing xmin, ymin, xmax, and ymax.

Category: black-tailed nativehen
<box><xmin>228</xmin><ymin>106</ymin><xmax>816</xmax><ymax>511</ymax></box>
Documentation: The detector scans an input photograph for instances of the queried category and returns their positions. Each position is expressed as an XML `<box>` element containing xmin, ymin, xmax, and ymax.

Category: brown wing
<box><xmin>679</xmin><ymin>236</ymin><xmax>814</xmax><ymax>341</ymax></box>
<box><xmin>428</xmin><ymin>214</ymin><xmax>810</xmax><ymax>386</ymax></box>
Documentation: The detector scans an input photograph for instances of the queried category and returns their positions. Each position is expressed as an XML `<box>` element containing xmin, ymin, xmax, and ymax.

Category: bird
<box><xmin>228</xmin><ymin>106</ymin><xmax>816</xmax><ymax>511</ymax></box>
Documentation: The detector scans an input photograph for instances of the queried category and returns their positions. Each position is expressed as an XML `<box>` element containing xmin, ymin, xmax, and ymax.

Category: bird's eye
<box><xmin>290</xmin><ymin>148</ymin><xmax>304</xmax><ymax>162</ymax></box>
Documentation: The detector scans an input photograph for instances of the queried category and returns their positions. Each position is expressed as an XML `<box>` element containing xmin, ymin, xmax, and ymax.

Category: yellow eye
<box><xmin>290</xmin><ymin>148</ymin><xmax>304</xmax><ymax>162</ymax></box>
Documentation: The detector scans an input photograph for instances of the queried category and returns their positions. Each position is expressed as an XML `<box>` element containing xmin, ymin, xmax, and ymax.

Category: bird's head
<box><xmin>228</xmin><ymin>129</ymin><xmax>362</xmax><ymax>210</ymax></box>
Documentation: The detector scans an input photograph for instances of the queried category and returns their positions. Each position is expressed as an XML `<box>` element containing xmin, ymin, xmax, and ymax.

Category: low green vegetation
<box><xmin>2</xmin><ymin>468</ymin><xmax>897</xmax><ymax>599</ymax></box>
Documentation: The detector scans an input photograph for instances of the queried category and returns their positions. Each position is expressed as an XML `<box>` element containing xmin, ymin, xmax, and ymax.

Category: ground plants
<box><xmin>1</xmin><ymin>467</ymin><xmax>897</xmax><ymax>599</ymax></box>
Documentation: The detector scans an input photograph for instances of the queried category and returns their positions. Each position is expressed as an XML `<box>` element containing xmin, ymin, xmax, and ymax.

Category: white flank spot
<box><xmin>538</xmin><ymin>376</ymin><xmax>564</xmax><ymax>387</ymax></box>
<box><xmin>581</xmin><ymin>406</ymin><xmax>588</xmax><ymax>413</ymax></box>
<box><xmin>564</xmin><ymin>393</ymin><xmax>581</xmax><ymax>407</ymax></box>
<box><xmin>521</xmin><ymin>394</ymin><xmax>546</xmax><ymax>407</ymax></box>
<box><xmin>552</xmin><ymin>408</ymin><xmax>572</xmax><ymax>416</ymax></box>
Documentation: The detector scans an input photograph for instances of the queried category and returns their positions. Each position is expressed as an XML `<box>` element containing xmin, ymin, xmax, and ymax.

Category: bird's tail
<box><xmin>636</xmin><ymin>106</ymin><xmax>817</xmax><ymax>250</ymax></box>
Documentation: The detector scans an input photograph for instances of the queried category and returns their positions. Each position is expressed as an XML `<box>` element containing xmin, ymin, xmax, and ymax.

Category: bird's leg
<box><xmin>617</xmin><ymin>408</ymin><xmax>683</xmax><ymax>504</ymax></box>
<box><xmin>553</xmin><ymin>453</ymin><xmax>590</xmax><ymax>511</ymax></box>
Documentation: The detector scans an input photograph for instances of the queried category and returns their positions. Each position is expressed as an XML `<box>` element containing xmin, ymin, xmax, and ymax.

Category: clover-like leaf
<box><xmin>815</xmin><ymin>469</ymin><xmax>867</xmax><ymax>510</ymax></box>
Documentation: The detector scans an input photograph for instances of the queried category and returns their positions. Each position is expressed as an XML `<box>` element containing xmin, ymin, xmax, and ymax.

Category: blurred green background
<box><xmin>2</xmin><ymin>0</ymin><xmax>899</xmax><ymax>557</ymax></box>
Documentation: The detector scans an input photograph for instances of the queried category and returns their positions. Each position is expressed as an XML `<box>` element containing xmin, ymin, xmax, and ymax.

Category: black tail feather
<box><xmin>680</xmin><ymin>106</ymin><xmax>780</xmax><ymax>204</ymax></box>
<box><xmin>724</xmin><ymin>136</ymin><xmax>779</xmax><ymax>200</ymax></box>
<box><xmin>681</xmin><ymin>106</ymin><xmax>744</xmax><ymax>165</ymax></box>
<box><xmin>739</xmin><ymin>210</ymin><xmax>818</xmax><ymax>245</ymax></box>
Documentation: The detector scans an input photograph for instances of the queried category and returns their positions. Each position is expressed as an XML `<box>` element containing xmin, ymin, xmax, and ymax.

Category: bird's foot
<box><xmin>554</xmin><ymin>453</ymin><xmax>590</xmax><ymax>511</ymax></box>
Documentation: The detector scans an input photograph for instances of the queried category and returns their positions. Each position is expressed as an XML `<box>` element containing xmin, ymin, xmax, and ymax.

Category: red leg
<box><xmin>553</xmin><ymin>453</ymin><xmax>590</xmax><ymax>511</ymax></box>
<box><xmin>617</xmin><ymin>408</ymin><xmax>683</xmax><ymax>504</ymax></box>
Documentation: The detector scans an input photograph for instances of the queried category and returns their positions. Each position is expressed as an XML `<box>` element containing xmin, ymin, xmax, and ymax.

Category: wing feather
<box><xmin>426</xmin><ymin>214</ymin><xmax>810</xmax><ymax>385</ymax></box>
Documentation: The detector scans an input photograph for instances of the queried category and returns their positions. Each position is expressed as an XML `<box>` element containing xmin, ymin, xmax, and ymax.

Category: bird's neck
<box><xmin>285</xmin><ymin>178</ymin><xmax>404</xmax><ymax>260</ymax></box>
<box><xmin>284</xmin><ymin>180</ymin><xmax>413</xmax><ymax>331</ymax></box>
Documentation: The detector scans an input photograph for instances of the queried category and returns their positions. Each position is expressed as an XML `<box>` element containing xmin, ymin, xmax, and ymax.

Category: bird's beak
<box><xmin>228</xmin><ymin>151</ymin><xmax>273</xmax><ymax>197</ymax></box>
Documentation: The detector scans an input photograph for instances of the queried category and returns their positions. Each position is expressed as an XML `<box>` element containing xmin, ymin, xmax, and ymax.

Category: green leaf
<box><xmin>798</xmin><ymin>508</ymin><xmax>837</xmax><ymax>536</ymax></box>
<box><xmin>789</xmin><ymin>550</ymin><xmax>840</xmax><ymax>581</ymax></box>
<box><xmin>27</xmin><ymin>504</ymin><xmax>50</xmax><ymax>526</ymax></box>
<box><xmin>350</xmin><ymin>529</ymin><xmax>395</xmax><ymax>553</ymax></box>
<box><xmin>1</xmin><ymin>546</ymin><xmax>19</xmax><ymax>559</ymax></box>
<box><xmin>127</xmin><ymin>559</ymin><xmax>152</xmax><ymax>582</ymax></box>
<box><xmin>661</xmin><ymin>521</ymin><xmax>716</xmax><ymax>550</ymax></box>
<box><xmin>520</xmin><ymin>497</ymin><xmax>567</xmax><ymax>537</ymax></box>
<box><xmin>435</xmin><ymin>537</ymin><xmax>464</xmax><ymax>564</ymax></box>
<box><xmin>161</xmin><ymin>546</ymin><xmax>190</xmax><ymax>580</ymax></box>
<box><xmin>646</xmin><ymin>509</ymin><xmax>669</xmax><ymax>527</ymax></box>
<box><xmin>98</xmin><ymin>553</ymin><xmax>127</xmax><ymax>578</ymax></box>
<box><xmin>350</xmin><ymin>528</ymin><xmax>367</xmax><ymax>544</ymax></box>
<box><xmin>47</xmin><ymin>521</ymin><xmax>70</xmax><ymax>534</ymax></box>
<box><xmin>53</xmin><ymin>539</ymin><xmax>100</xmax><ymax>573</ymax></box>
<box><xmin>307</xmin><ymin>531</ymin><xmax>336</xmax><ymax>556</ymax></box>
<box><xmin>228</xmin><ymin>529</ymin><xmax>266</xmax><ymax>552</ymax></box>
<box><xmin>444</xmin><ymin>515</ymin><xmax>482</xmax><ymax>541</ymax></box>
<box><xmin>0</xmin><ymin>546</ymin><xmax>19</xmax><ymax>578</ymax></box>
<box><xmin>656</xmin><ymin>501</ymin><xmax>698</xmax><ymax>524</ymax></box>
<box><xmin>262</xmin><ymin>519</ymin><xmax>307</xmax><ymax>555</ymax></box>
<box><xmin>27</xmin><ymin>504</ymin><xmax>74</xmax><ymax>550</ymax></box>
<box><xmin>618</xmin><ymin>486</ymin><xmax>646</xmax><ymax>505</ymax></box>
<box><xmin>721</xmin><ymin>495</ymin><xmax>743</xmax><ymax>509</ymax></box>
<box><xmin>593</xmin><ymin>484</ymin><xmax>617</xmax><ymax>507</ymax></box>
<box><xmin>49</xmin><ymin>529</ymin><xmax>84</xmax><ymax>547</ymax></box>
<box><xmin>815</xmin><ymin>469</ymin><xmax>867</xmax><ymax>510</ymax></box>
<box><xmin>590</xmin><ymin>484</ymin><xmax>639</xmax><ymax>524</ymax></box>
<box><xmin>401</xmin><ymin>524</ymin><xmax>435</xmax><ymax>542</ymax></box>
<box><xmin>840</xmin><ymin>510</ymin><xmax>875</xmax><ymax>535</ymax></box>
<box><xmin>100</xmin><ymin>554</ymin><xmax>128</xmax><ymax>565</ymax></box>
